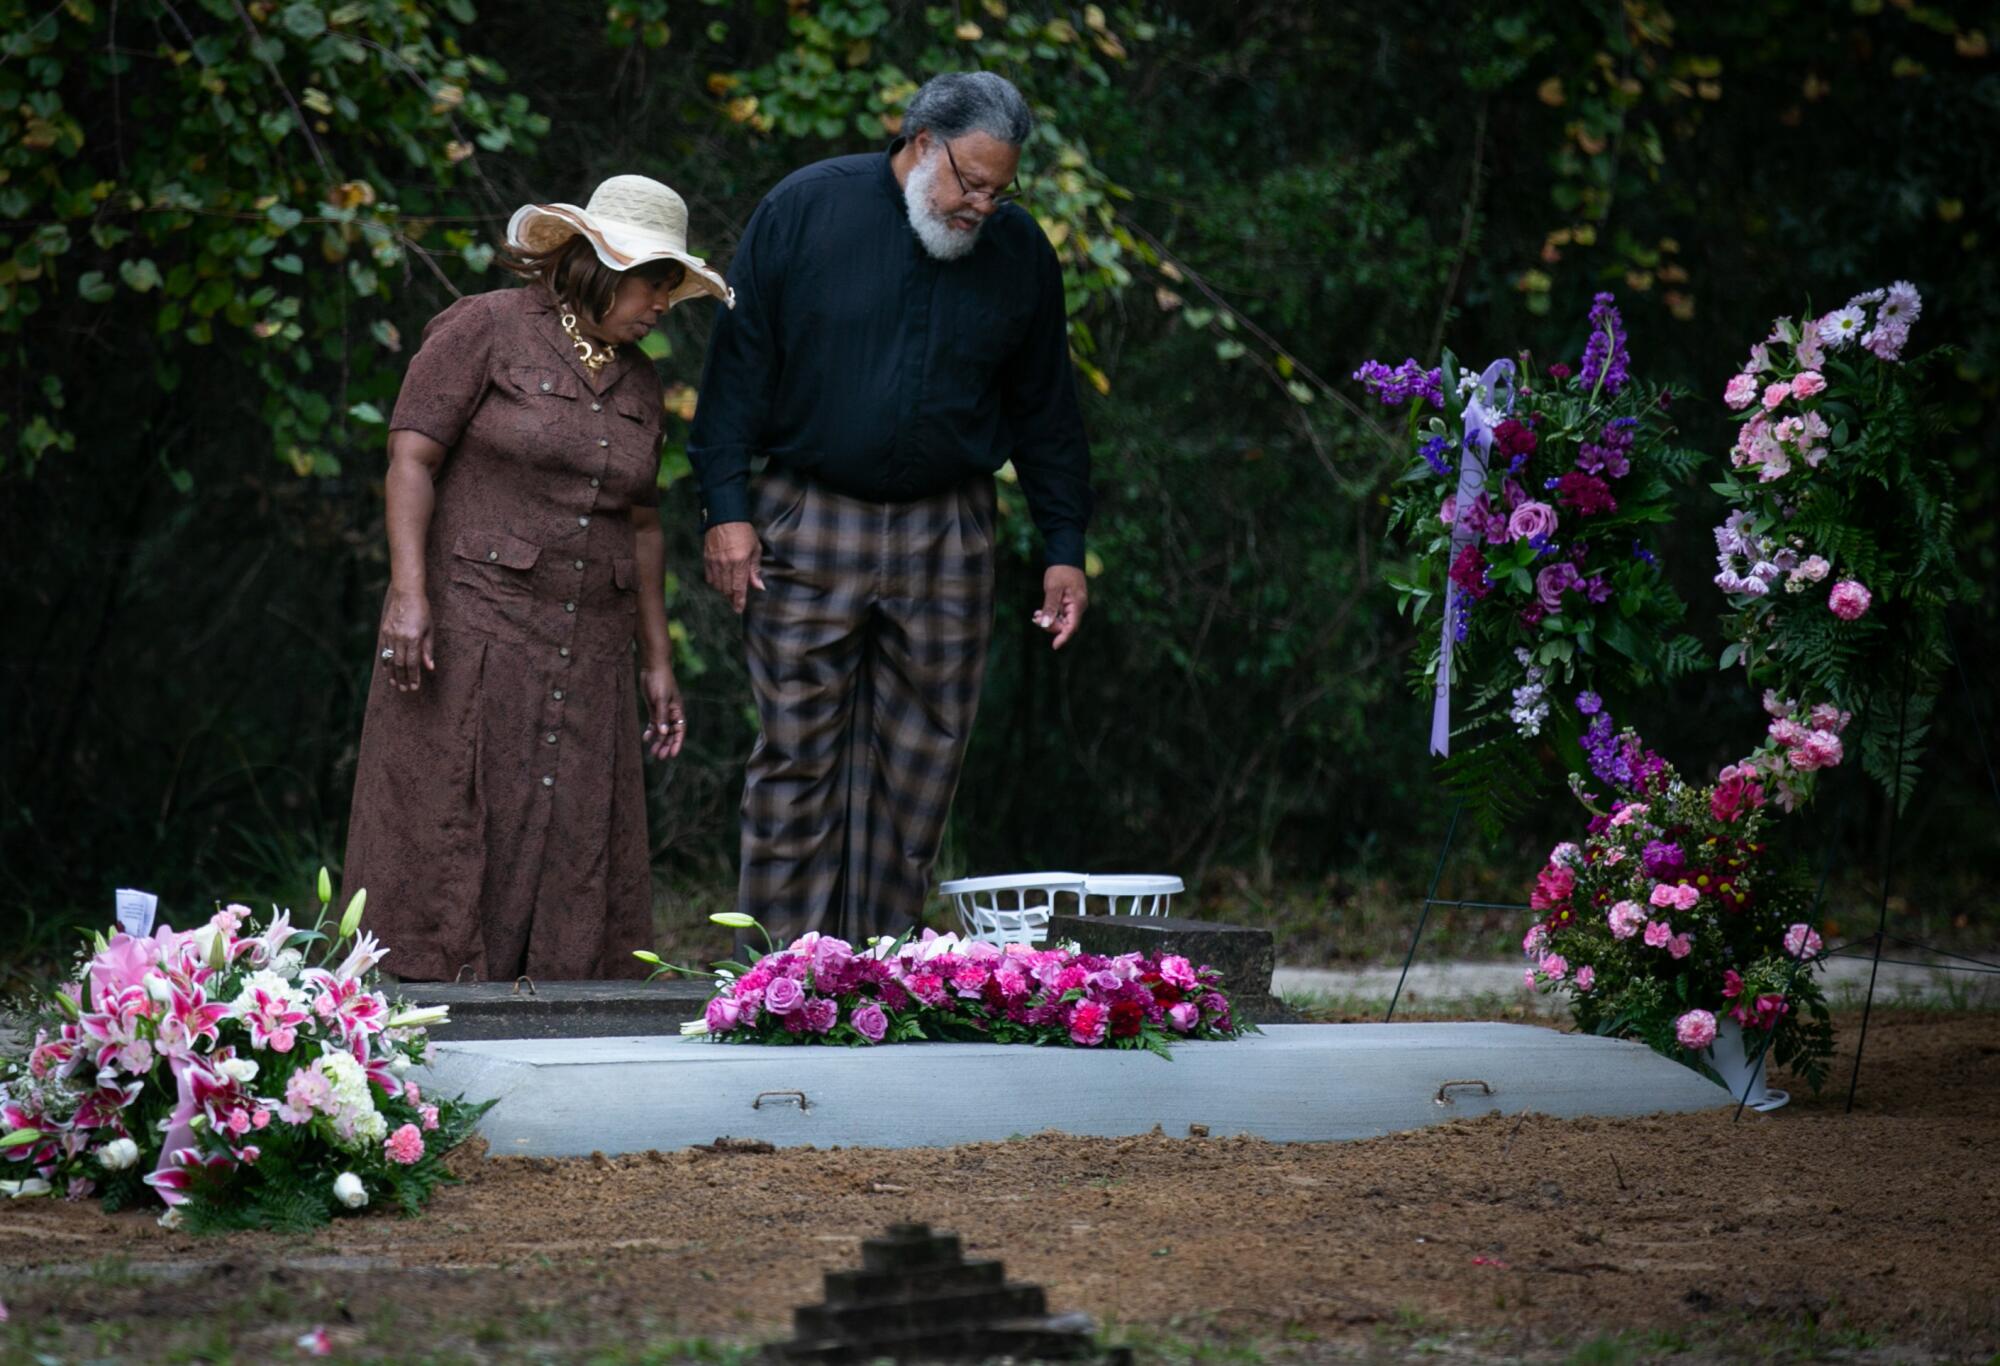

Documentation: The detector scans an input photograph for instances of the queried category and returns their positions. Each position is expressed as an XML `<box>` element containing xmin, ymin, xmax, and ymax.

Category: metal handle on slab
<box><xmin>752</xmin><ymin>1090</ymin><xmax>810</xmax><ymax>1112</ymax></box>
<box><xmin>1435</xmin><ymin>1079</ymin><xmax>1493</xmax><ymax>1105</ymax></box>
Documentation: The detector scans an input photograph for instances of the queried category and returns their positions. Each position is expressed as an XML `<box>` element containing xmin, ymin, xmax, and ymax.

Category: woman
<box><xmin>340</xmin><ymin>175</ymin><xmax>733</xmax><ymax>982</ymax></box>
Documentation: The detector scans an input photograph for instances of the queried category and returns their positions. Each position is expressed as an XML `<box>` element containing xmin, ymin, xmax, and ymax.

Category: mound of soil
<box><xmin>4</xmin><ymin>1009</ymin><xmax>1997</xmax><ymax>1360</ymax></box>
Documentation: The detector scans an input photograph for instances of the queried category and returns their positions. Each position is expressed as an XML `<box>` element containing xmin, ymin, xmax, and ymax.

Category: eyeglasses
<box><xmin>940</xmin><ymin>138</ymin><xmax>1024</xmax><ymax>206</ymax></box>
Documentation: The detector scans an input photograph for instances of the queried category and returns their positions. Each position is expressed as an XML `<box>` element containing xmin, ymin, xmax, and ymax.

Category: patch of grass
<box><xmin>1098</xmin><ymin>1318</ymin><xmax>1274</xmax><ymax>1364</ymax></box>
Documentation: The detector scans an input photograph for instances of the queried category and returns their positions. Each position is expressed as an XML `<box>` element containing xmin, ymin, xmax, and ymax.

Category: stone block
<box><xmin>1046</xmin><ymin>913</ymin><xmax>1294</xmax><ymax>1023</ymax></box>
<box><xmin>406</xmin><ymin>979</ymin><xmax>710</xmax><ymax>1041</ymax></box>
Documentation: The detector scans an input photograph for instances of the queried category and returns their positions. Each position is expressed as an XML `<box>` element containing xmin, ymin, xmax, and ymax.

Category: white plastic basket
<box><xmin>938</xmin><ymin>872</ymin><xmax>1085</xmax><ymax>945</ymax></box>
<box><xmin>1079</xmin><ymin>873</ymin><xmax>1184</xmax><ymax>917</ymax></box>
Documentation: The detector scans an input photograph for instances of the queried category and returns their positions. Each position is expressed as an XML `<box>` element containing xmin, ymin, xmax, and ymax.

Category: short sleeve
<box><xmin>388</xmin><ymin>292</ymin><xmax>497</xmax><ymax>449</ymax></box>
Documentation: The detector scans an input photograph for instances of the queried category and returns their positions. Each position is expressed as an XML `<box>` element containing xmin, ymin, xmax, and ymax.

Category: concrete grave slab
<box><xmin>416</xmin><ymin>1022</ymin><xmax>1731</xmax><ymax>1157</ymax></box>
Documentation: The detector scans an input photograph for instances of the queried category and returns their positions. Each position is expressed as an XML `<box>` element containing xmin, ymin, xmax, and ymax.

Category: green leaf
<box><xmin>267</xmin><ymin>204</ymin><xmax>304</xmax><ymax>233</ymax></box>
<box><xmin>348</xmin><ymin>401</ymin><xmax>385</xmax><ymax>425</ymax></box>
<box><xmin>272</xmin><ymin>254</ymin><xmax>304</xmax><ymax>275</ymax></box>
<box><xmin>77</xmin><ymin>271</ymin><xmax>115</xmax><ymax>303</ymax></box>
<box><xmin>118</xmin><ymin>258</ymin><xmax>160</xmax><ymax>292</ymax></box>
<box><xmin>280</xmin><ymin>2</ymin><xmax>327</xmax><ymax>39</ymax></box>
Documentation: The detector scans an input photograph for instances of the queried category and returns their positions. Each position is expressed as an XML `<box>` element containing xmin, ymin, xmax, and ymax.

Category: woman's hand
<box><xmin>640</xmin><ymin>665</ymin><xmax>686</xmax><ymax>760</ymax></box>
<box><xmin>379</xmin><ymin>588</ymin><xmax>435</xmax><ymax>693</ymax></box>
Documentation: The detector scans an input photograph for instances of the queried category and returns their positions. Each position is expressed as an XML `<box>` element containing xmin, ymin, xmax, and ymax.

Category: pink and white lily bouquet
<box><xmin>0</xmin><ymin>871</ymin><xmax>487</xmax><ymax>1232</ymax></box>
<box><xmin>642</xmin><ymin>917</ymin><xmax>1246</xmax><ymax>1058</ymax></box>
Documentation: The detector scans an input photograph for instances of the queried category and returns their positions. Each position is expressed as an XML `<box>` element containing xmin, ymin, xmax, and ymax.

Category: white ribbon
<box><xmin>1430</xmin><ymin>358</ymin><xmax>1517</xmax><ymax>756</ymax></box>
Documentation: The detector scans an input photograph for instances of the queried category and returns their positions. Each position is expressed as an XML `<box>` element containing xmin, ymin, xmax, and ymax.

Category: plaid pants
<box><xmin>737</xmin><ymin>465</ymin><xmax>996</xmax><ymax>944</ymax></box>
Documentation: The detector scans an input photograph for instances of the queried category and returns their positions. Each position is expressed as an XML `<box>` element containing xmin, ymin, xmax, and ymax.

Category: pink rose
<box><xmin>1723</xmin><ymin>372</ymin><xmax>1759</xmax><ymax>410</ymax></box>
<box><xmin>1439</xmin><ymin>493</ymin><xmax>1456</xmax><ymax>526</ymax></box>
<box><xmin>763</xmin><ymin>976</ymin><xmax>804</xmax><ymax>1015</ymax></box>
<box><xmin>850</xmin><ymin>1003</ymin><xmax>889</xmax><ymax>1044</ymax></box>
<box><xmin>1167</xmin><ymin>1002</ymin><xmax>1199</xmax><ymax>1033</ymax></box>
<box><xmin>1789</xmin><ymin>370</ymin><xmax>1826</xmax><ymax>398</ymax></box>
<box><xmin>1643</xmin><ymin>921</ymin><xmax>1672</xmax><ymax>949</ymax></box>
<box><xmin>1507</xmin><ymin>500</ymin><xmax>1558</xmax><ymax>542</ymax></box>
<box><xmin>1674</xmin><ymin>1009</ymin><xmax>1718</xmax><ymax>1050</ymax></box>
<box><xmin>1761</xmin><ymin>381</ymin><xmax>1790</xmax><ymax>410</ymax></box>
<box><xmin>705</xmin><ymin>995</ymin><xmax>742</xmax><ymax>1034</ymax></box>
<box><xmin>1667</xmin><ymin>933</ymin><xmax>1693</xmax><ymax>960</ymax></box>
<box><xmin>1574</xmin><ymin>965</ymin><xmax>1595</xmax><ymax>992</ymax></box>
<box><xmin>1783</xmin><ymin>924</ymin><xmax>1824</xmax><ymax>960</ymax></box>
<box><xmin>1828</xmin><ymin>580</ymin><xmax>1872</xmax><ymax>621</ymax></box>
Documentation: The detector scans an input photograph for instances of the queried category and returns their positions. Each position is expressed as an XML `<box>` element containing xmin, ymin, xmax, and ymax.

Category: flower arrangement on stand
<box><xmin>1710</xmin><ymin>280</ymin><xmax>1963</xmax><ymax>807</ymax></box>
<box><xmin>1525</xmin><ymin>700</ymin><xmax>1836</xmax><ymax>1092</ymax></box>
<box><xmin>0</xmin><ymin>872</ymin><xmax>488</xmax><ymax>1232</ymax></box>
<box><xmin>1360</xmin><ymin>293</ymin><xmax>1703</xmax><ymax>825</ymax></box>
<box><xmin>639</xmin><ymin>916</ymin><xmax>1247</xmax><ymax>1059</ymax></box>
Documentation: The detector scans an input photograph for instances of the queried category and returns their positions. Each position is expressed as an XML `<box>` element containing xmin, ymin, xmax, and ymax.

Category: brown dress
<box><xmin>340</xmin><ymin>286</ymin><xmax>663</xmax><ymax>982</ymax></box>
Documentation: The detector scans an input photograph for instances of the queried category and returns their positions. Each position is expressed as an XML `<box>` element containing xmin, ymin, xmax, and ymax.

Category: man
<box><xmin>689</xmin><ymin>70</ymin><xmax>1093</xmax><ymax>946</ymax></box>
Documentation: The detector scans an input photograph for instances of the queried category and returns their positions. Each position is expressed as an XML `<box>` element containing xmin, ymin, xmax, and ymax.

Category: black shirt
<box><xmin>687</xmin><ymin>143</ymin><xmax>1093</xmax><ymax>567</ymax></box>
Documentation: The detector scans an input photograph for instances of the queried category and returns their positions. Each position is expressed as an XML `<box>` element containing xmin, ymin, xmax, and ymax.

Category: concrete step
<box><xmin>415</xmin><ymin>1022</ymin><xmax>1732</xmax><ymax>1157</ymax></box>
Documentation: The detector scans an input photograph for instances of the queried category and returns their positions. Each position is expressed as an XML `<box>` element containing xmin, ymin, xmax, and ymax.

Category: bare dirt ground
<box><xmin>3</xmin><ymin>1008</ymin><xmax>1998</xmax><ymax>1364</ymax></box>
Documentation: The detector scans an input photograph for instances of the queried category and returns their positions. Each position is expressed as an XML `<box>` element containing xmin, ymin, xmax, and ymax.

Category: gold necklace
<box><xmin>558</xmin><ymin>302</ymin><xmax>617</xmax><ymax>373</ymax></box>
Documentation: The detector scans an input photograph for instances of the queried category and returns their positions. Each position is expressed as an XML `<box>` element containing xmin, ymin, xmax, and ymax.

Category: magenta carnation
<box><xmin>384</xmin><ymin>1123</ymin><xmax>425</xmax><ymax>1166</ymax></box>
<box><xmin>1675</xmin><ymin>1009</ymin><xmax>1718</xmax><ymax>1050</ymax></box>
<box><xmin>1828</xmin><ymin>580</ymin><xmax>1872</xmax><ymax>620</ymax></box>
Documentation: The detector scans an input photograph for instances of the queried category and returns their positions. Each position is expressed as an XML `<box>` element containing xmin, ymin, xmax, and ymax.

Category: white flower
<box><xmin>97</xmin><ymin>1137</ymin><xmax>141</xmax><ymax>1171</ymax></box>
<box><xmin>1880</xmin><ymin>279</ymin><xmax>1921</xmax><ymax>326</ymax></box>
<box><xmin>271</xmin><ymin>948</ymin><xmax>306</xmax><ymax>978</ymax></box>
<box><xmin>383</xmin><ymin>1006</ymin><xmax>449</xmax><ymax>1031</ymax></box>
<box><xmin>1817</xmin><ymin>306</ymin><xmax>1865</xmax><ymax>347</ymax></box>
<box><xmin>389</xmin><ymin>1053</ymin><xmax>412</xmax><ymax>1073</ymax></box>
<box><xmin>217</xmin><ymin>1057</ymin><xmax>259</xmax><ymax>1086</ymax></box>
<box><xmin>333</xmin><ymin>1172</ymin><xmax>368</xmax><ymax>1209</ymax></box>
<box><xmin>157</xmin><ymin>1206</ymin><xmax>183</xmax><ymax>1229</ymax></box>
<box><xmin>0</xmin><ymin>1178</ymin><xmax>52</xmax><ymax>1198</ymax></box>
<box><xmin>143</xmin><ymin>975</ymin><xmax>175</xmax><ymax>1006</ymax></box>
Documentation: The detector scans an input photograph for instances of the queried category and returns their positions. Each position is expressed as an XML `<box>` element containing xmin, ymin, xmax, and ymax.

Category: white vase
<box><xmin>1706</xmin><ymin>1016</ymin><xmax>1789</xmax><ymax>1112</ymax></box>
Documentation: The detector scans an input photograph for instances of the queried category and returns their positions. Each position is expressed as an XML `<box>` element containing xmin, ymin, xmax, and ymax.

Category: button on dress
<box><xmin>339</xmin><ymin>287</ymin><xmax>664</xmax><ymax>981</ymax></box>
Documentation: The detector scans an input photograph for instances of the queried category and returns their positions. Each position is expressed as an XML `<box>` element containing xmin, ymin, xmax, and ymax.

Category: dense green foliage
<box><xmin>3</xmin><ymin>1</ymin><xmax>1995</xmax><ymax>942</ymax></box>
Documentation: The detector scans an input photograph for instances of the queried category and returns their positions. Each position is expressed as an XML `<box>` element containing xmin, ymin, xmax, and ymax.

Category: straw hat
<box><xmin>507</xmin><ymin>175</ymin><xmax>734</xmax><ymax>309</ymax></box>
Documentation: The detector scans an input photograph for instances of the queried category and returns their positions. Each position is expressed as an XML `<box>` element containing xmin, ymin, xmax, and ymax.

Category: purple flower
<box><xmin>1641</xmin><ymin>841</ymin><xmax>1685</xmax><ymax>878</ymax></box>
<box><xmin>1355</xmin><ymin>358</ymin><xmax>1445</xmax><ymax>410</ymax></box>
<box><xmin>1535</xmin><ymin>562</ymin><xmax>1582</xmax><ymax>612</ymax></box>
<box><xmin>1417</xmin><ymin>434</ymin><xmax>1455</xmax><ymax>477</ymax></box>
<box><xmin>802</xmin><ymin>996</ymin><xmax>839</xmax><ymax>1033</ymax></box>
<box><xmin>1575</xmin><ymin>691</ymin><xmax>1603</xmax><ymax>716</ymax></box>
<box><xmin>850</xmin><ymin>1003</ymin><xmax>888</xmax><ymax>1044</ymax></box>
<box><xmin>1631</xmin><ymin>540</ymin><xmax>1656</xmax><ymax>566</ymax></box>
<box><xmin>764</xmin><ymin>976</ymin><xmax>805</xmax><ymax>1015</ymax></box>
<box><xmin>1579</xmin><ymin>293</ymin><xmax>1631</xmax><ymax>397</ymax></box>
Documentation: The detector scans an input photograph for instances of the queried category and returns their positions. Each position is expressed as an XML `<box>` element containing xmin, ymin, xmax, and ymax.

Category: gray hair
<box><xmin>902</xmin><ymin>71</ymin><xmax>1033</xmax><ymax>148</ymax></box>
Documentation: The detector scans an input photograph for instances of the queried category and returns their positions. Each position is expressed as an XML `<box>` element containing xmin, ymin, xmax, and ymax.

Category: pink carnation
<box><xmin>1675</xmin><ymin>1009</ymin><xmax>1718</xmax><ymax>1050</ymax></box>
<box><xmin>1643</xmin><ymin>921</ymin><xmax>1672</xmax><ymax>949</ymax></box>
<box><xmin>1158</xmin><ymin>955</ymin><xmax>1197</xmax><ymax>989</ymax></box>
<box><xmin>384</xmin><ymin>1123</ymin><xmax>425</xmax><ymax>1166</ymax></box>
<box><xmin>1667</xmin><ymin>933</ymin><xmax>1693</xmax><ymax>960</ymax></box>
<box><xmin>418</xmin><ymin>1104</ymin><xmax>439</xmax><ymax>1131</ymax></box>
<box><xmin>1761</xmin><ymin>381</ymin><xmax>1790</xmax><ymax>410</ymax></box>
<box><xmin>1574</xmin><ymin>965</ymin><xmax>1595</xmax><ymax>992</ymax></box>
<box><xmin>1828</xmin><ymin>580</ymin><xmax>1872</xmax><ymax>621</ymax></box>
<box><xmin>1723</xmin><ymin>372</ymin><xmax>1758</xmax><ymax>410</ymax></box>
<box><xmin>1783</xmin><ymin>923</ymin><xmax>1824</xmax><ymax>960</ymax></box>
<box><xmin>801</xmin><ymin>997</ymin><xmax>839</xmax><ymax>1034</ymax></box>
<box><xmin>1538</xmin><ymin>953</ymin><xmax>1569</xmax><ymax>982</ymax></box>
<box><xmin>1607</xmin><ymin>901</ymin><xmax>1647</xmax><ymax>940</ymax></box>
<box><xmin>1067</xmin><ymin>999</ymin><xmax>1109</xmax><ymax>1047</ymax></box>
<box><xmin>1789</xmin><ymin>370</ymin><xmax>1826</xmax><ymax>398</ymax></box>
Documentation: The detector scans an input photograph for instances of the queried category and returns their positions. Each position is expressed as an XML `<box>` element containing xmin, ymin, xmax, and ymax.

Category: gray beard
<box><xmin>904</xmin><ymin>153</ymin><xmax>981</xmax><ymax>261</ymax></box>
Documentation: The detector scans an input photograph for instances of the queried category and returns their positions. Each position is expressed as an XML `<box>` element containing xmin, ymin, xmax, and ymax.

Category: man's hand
<box><xmin>1033</xmin><ymin>564</ymin><xmax>1089</xmax><ymax>650</ymax></box>
<box><xmin>703</xmin><ymin>521</ymin><xmax>765</xmax><ymax>614</ymax></box>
